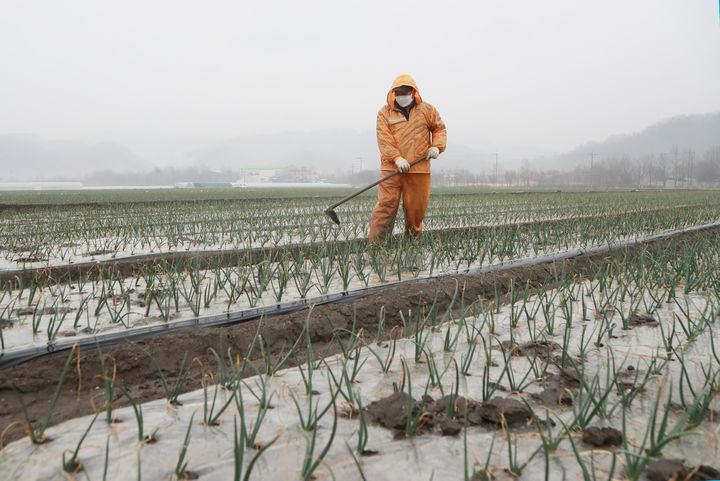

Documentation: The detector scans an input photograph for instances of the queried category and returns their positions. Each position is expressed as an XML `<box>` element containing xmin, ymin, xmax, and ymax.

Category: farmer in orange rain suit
<box><xmin>369</xmin><ymin>74</ymin><xmax>447</xmax><ymax>244</ymax></box>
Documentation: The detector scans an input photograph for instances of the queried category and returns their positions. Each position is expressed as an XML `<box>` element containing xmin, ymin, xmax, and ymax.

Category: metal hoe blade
<box><xmin>324</xmin><ymin>208</ymin><xmax>340</xmax><ymax>225</ymax></box>
<box><xmin>321</xmin><ymin>155</ymin><xmax>425</xmax><ymax>227</ymax></box>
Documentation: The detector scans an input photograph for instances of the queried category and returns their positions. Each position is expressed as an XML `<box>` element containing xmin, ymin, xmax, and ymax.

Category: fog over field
<box><xmin>0</xmin><ymin>1</ymin><xmax>719</xmax><ymax>179</ymax></box>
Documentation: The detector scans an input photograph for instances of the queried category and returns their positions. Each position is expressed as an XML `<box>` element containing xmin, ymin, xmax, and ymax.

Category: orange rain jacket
<box><xmin>376</xmin><ymin>74</ymin><xmax>447</xmax><ymax>173</ymax></box>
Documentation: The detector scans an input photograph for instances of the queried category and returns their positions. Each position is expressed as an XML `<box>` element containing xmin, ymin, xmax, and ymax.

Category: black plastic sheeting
<box><xmin>2</xmin><ymin>220</ymin><xmax>719</xmax><ymax>369</ymax></box>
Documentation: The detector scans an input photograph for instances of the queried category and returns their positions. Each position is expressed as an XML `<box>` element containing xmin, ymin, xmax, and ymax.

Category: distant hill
<box><xmin>0</xmin><ymin>130</ymin><xmax>492</xmax><ymax>181</ymax></box>
<box><xmin>0</xmin><ymin>134</ymin><xmax>147</xmax><ymax>180</ymax></box>
<box><xmin>186</xmin><ymin>129</ymin><xmax>491</xmax><ymax>174</ymax></box>
<box><xmin>554</xmin><ymin>112</ymin><xmax>720</xmax><ymax>169</ymax></box>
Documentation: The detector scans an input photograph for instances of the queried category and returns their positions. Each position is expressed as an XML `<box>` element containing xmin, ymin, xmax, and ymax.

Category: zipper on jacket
<box><xmin>395</xmin><ymin>101</ymin><xmax>412</xmax><ymax>120</ymax></box>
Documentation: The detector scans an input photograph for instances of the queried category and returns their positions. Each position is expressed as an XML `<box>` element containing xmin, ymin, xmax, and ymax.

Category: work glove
<box><xmin>426</xmin><ymin>146</ymin><xmax>440</xmax><ymax>160</ymax></box>
<box><xmin>395</xmin><ymin>157</ymin><xmax>410</xmax><ymax>173</ymax></box>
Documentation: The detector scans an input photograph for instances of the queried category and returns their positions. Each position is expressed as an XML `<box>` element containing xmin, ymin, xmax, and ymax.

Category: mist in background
<box><xmin>1</xmin><ymin>0</ymin><xmax>719</xmax><ymax>181</ymax></box>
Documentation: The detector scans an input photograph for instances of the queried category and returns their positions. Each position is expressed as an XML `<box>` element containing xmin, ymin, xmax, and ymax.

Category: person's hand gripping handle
<box><xmin>394</xmin><ymin>157</ymin><xmax>411</xmax><ymax>173</ymax></box>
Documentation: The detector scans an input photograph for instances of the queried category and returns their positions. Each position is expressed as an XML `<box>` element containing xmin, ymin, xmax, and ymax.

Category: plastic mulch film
<box><xmin>2</xmin><ymin>219</ymin><xmax>719</xmax><ymax>369</ymax></box>
<box><xmin>1</xmin><ymin>277</ymin><xmax>719</xmax><ymax>480</ymax></box>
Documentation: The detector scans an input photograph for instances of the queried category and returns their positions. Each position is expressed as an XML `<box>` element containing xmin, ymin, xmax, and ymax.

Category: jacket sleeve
<box><xmin>428</xmin><ymin>106</ymin><xmax>447</xmax><ymax>153</ymax></box>
<box><xmin>376</xmin><ymin>110</ymin><xmax>402</xmax><ymax>163</ymax></box>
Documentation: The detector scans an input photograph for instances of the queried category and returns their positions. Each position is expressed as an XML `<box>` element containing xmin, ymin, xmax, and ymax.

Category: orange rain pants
<box><xmin>368</xmin><ymin>172</ymin><xmax>431</xmax><ymax>243</ymax></box>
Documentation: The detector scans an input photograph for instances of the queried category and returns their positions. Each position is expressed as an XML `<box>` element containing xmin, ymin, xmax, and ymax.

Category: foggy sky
<box><xmin>1</xmin><ymin>0</ymin><xmax>719</xmax><ymax>164</ymax></box>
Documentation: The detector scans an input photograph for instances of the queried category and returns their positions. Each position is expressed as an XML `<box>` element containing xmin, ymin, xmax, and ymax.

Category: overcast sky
<box><xmin>1</xmin><ymin>0</ymin><xmax>719</xmax><ymax>163</ymax></box>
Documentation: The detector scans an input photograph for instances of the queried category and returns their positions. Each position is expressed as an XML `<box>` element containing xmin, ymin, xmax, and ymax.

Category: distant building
<box><xmin>237</xmin><ymin>165</ymin><xmax>320</xmax><ymax>184</ymax></box>
<box><xmin>174</xmin><ymin>182</ymin><xmax>233</xmax><ymax>189</ymax></box>
<box><xmin>237</xmin><ymin>165</ymin><xmax>288</xmax><ymax>183</ymax></box>
<box><xmin>289</xmin><ymin>167</ymin><xmax>315</xmax><ymax>181</ymax></box>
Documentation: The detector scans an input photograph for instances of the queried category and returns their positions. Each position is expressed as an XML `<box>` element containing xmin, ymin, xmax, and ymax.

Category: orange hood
<box><xmin>386</xmin><ymin>74</ymin><xmax>423</xmax><ymax>110</ymax></box>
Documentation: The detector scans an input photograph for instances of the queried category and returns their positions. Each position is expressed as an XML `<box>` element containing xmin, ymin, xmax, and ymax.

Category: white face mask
<box><xmin>395</xmin><ymin>94</ymin><xmax>413</xmax><ymax>108</ymax></box>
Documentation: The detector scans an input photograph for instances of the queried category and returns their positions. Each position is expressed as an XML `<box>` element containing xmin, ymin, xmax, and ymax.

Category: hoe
<box><xmin>324</xmin><ymin>156</ymin><xmax>426</xmax><ymax>225</ymax></box>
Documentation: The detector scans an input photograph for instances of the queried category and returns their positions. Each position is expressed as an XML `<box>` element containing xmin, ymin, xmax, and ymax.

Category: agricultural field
<box><xmin>1</xmin><ymin>188</ymin><xmax>720</xmax><ymax>481</ymax></box>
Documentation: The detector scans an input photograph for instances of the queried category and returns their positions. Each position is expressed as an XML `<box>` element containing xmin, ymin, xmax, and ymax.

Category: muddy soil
<box><xmin>0</xmin><ymin>230</ymin><xmax>712</xmax><ymax>448</ymax></box>
<box><xmin>528</xmin><ymin>369</ymin><xmax>581</xmax><ymax>407</ymax></box>
<box><xmin>364</xmin><ymin>393</ymin><xmax>532</xmax><ymax>437</ymax></box>
<box><xmin>365</xmin><ymin>392</ymin><xmax>419</xmax><ymax>431</ymax></box>
<box><xmin>507</xmin><ymin>340</ymin><xmax>561</xmax><ymax>359</ymax></box>
<box><xmin>581</xmin><ymin>426</ymin><xmax>622</xmax><ymax>447</ymax></box>
<box><xmin>457</xmin><ymin>396</ymin><xmax>533</xmax><ymax>428</ymax></box>
<box><xmin>628</xmin><ymin>313</ymin><xmax>658</xmax><ymax>326</ymax></box>
<box><xmin>645</xmin><ymin>459</ymin><xmax>720</xmax><ymax>481</ymax></box>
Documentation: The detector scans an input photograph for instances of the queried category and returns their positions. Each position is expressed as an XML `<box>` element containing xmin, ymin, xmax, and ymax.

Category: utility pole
<box><xmin>493</xmin><ymin>152</ymin><xmax>499</xmax><ymax>186</ymax></box>
<box><xmin>690</xmin><ymin>149</ymin><xmax>694</xmax><ymax>186</ymax></box>
<box><xmin>685</xmin><ymin>150</ymin><xmax>694</xmax><ymax>188</ymax></box>
<box><xmin>351</xmin><ymin>156</ymin><xmax>363</xmax><ymax>186</ymax></box>
<box><xmin>589</xmin><ymin>152</ymin><xmax>598</xmax><ymax>188</ymax></box>
<box><xmin>659</xmin><ymin>152</ymin><xmax>666</xmax><ymax>188</ymax></box>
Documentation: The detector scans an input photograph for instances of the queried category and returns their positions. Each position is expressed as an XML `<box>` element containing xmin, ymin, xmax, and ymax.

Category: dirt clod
<box><xmin>581</xmin><ymin>426</ymin><xmax>622</xmax><ymax>447</ymax></box>
<box><xmin>471</xmin><ymin>470</ymin><xmax>493</xmax><ymax>481</ymax></box>
<box><xmin>628</xmin><ymin>313</ymin><xmax>657</xmax><ymax>326</ymax></box>
<box><xmin>514</xmin><ymin>341</ymin><xmax>561</xmax><ymax>359</ymax></box>
<box><xmin>365</xmin><ymin>392</ymin><xmax>417</xmax><ymax>431</ymax></box>
<box><xmin>645</xmin><ymin>459</ymin><xmax>720</xmax><ymax>481</ymax></box>
<box><xmin>474</xmin><ymin>397</ymin><xmax>532</xmax><ymax>428</ymax></box>
<box><xmin>452</xmin><ymin>396</ymin><xmax>532</xmax><ymax>428</ymax></box>
<box><xmin>530</xmin><ymin>370</ymin><xmax>580</xmax><ymax>407</ymax></box>
<box><xmin>438</xmin><ymin>415</ymin><xmax>462</xmax><ymax>436</ymax></box>
<box><xmin>558</xmin><ymin>367</ymin><xmax>581</xmax><ymax>386</ymax></box>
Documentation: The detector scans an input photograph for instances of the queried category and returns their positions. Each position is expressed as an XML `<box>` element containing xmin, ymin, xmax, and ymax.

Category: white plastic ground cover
<box><xmin>1</xmin><ymin>280</ymin><xmax>718</xmax><ymax>480</ymax></box>
<box><xmin>2</xmin><ymin>220</ymin><xmax>719</xmax><ymax>368</ymax></box>
<box><xmin>0</xmin><ymin>204</ymin><xmax>641</xmax><ymax>269</ymax></box>
<box><xmin>0</xmin><ymin>203</ymin><xmax>706</xmax><ymax>270</ymax></box>
<box><xmin>0</xmin><ymin>217</ymin><xmax>512</xmax><ymax>269</ymax></box>
<box><xmin>0</xmin><ymin>211</ymin><xmax>617</xmax><ymax>273</ymax></box>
